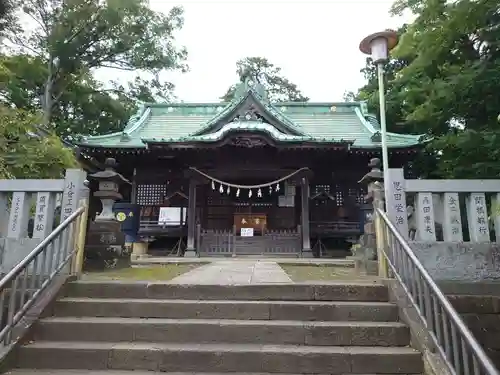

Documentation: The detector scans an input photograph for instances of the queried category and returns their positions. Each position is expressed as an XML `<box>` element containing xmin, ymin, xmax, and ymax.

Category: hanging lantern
<box><xmin>219</xmin><ymin>184</ymin><xmax>224</xmax><ymax>193</ymax></box>
<box><xmin>248</xmin><ymin>189</ymin><xmax>252</xmax><ymax>198</ymax></box>
<box><xmin>257</xmin><ymin>188</ymin><xmax>262</xmax><ymax>198</ymax></box>
<box><xmin>236</xmin><ymin>188</ymin><xmax>240</xmax><ymax>197</ymax></box>
<box><xmin>211</xmin><ymin>180</ymin><xmax>215</xmax><ymax>190</ymax></box>
<box><xmin>226</xmin><ymin>186</ymin><xmax>230</xmax><ymax>194</ymax></box>
<box><xmin>276</xmin><ymin>183</ymin><xmax>280</xmax><ymax>192</ymax></box>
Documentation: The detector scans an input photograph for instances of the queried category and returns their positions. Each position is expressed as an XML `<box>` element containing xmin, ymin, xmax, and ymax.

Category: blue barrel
<box><xmin>113</xmin><ymin>203</ymin><xmax>141</xmax><ymax>238</ymax></box>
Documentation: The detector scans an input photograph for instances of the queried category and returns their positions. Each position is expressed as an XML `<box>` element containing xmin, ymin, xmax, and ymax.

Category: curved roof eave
<box><xmin>75</xmin><ymin>106</ymin><xmax>151</xmax><ymax>147</ymax></box>
<box><xmin>190</xmin><ymin>89</ymin><xmax>309</xmax><ymax>138</ymax></box>
<box><xmin>143</xmin><ymin>120</ymin><xmax>355</xmax><ymax>145</ymax></box>
<box><xmin>354</xmin><ymin>107</ymin><xmax>427</xmax><ymax>143</ymax></box>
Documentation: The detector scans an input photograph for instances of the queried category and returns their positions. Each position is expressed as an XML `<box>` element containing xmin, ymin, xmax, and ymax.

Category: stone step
<box><xmin>17</xmin><ymin>341</ymin><xmax>423</xmax><ymax>374</ymax></box>
<box><xmin>8</xmin><ymin>371</ymin><xmax>419</xmax><ymax>375</ymax></box>
<box><xmin>64</xmin><ymin>281</ymin><xmax>388</xmax><ymax>301</ymax></box>
<box><xmin>34</xmin><ymin>317</ymin><xmax>410</xmax><ymax>346</ymax></box>
<box><xmin>52</xmin><ymin>298</ymin><xmax>398</xmax><ymax>321</ymax></box>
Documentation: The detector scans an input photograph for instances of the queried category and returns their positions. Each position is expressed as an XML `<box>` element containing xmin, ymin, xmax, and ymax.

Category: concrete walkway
<box><xmin>169</xmin><ymin>260</ymin><xmax>293</xmax><ymax>284</ymax></box>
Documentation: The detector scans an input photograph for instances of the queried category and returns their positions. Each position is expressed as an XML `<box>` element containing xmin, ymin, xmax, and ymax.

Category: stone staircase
<box><xmin>11</xmin><ymin>281</ymin><xmax>423</xmax><ymax>374</ymax></box>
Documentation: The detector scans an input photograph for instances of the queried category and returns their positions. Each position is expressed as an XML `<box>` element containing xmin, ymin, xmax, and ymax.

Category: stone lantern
<box><xmin>86</xmin><ymin>158</ymin><xmax>131</xmax><ymax>269</ymax></box>
<box><xmin>90</xmin><ymin>158</ymin><xmax>129</xmax><ymax>221</ymax></box>
<box><xmin>354</xmin><ymin>158</ymin><xmax>385</xmax><ymax>274</ymax></box>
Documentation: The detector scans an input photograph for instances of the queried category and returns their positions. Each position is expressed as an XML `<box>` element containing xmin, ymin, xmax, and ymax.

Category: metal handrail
<box><xmin>0</xmin><ymin>206</ymin><xmax>85</xmax><ymax>347</ymax></box>
<box><xmin>376</xmin><ymin>208</ymin><xmax>499</xmax><ymax>375</ymax></box>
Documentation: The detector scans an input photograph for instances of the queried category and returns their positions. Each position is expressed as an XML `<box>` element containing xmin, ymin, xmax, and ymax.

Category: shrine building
<box><xmin>76</xmin><ymin>77</ymin><xmax>424</xmax><ymax>257</ymax></box>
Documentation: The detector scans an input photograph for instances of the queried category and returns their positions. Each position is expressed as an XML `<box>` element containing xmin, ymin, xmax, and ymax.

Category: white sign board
<box><xmin>158</xmin><ymin>207</ymin><xmax>186</xmax><ymax>226</ymax></box>
<box><xmin>240</xmin><ymin>228</ymin><xmax>254</xmax><ymax>237</ymax></box>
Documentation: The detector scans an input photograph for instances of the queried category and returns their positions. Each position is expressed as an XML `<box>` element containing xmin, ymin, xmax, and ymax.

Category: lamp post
<box><xmin>359</xmin><ymin>30</ymin><xmax>398</xmax><ymax>200</ymax></box>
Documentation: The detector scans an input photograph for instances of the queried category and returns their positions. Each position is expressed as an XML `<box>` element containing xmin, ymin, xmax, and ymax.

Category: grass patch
<box><xmin>83</xmin><ymin>263</ymin><xmax>204</xmax><ymax>281</ymax></box>
<box><xmin>280</xmin><ymin>264</ymin><xmax>379</xmax><ymax>282</ymax></box>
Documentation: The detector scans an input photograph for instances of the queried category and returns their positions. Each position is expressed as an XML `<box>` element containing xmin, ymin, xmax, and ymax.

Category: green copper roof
<box><xmin>146</xmin><ymin>120</ymin><xmax>353</xmax><ymax>144</ymax></box>
<box><xmin>78</xmin><ymin>80</ymin><xmax>425</xmax><ymax>150</ymax></box>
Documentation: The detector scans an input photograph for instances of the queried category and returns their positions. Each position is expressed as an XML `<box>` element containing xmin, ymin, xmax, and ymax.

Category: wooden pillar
<box><xmin>131</xmin><ymin>168</ymin><xmax>137</xmax><ymax>204</ymax></box>
<box><xmin>300</xmin><ymin>176</ymin><xmax>312</xmax><ymax>257</ymax></box>
<box><xmin>185</xmin><ymin>178</ymin><xmax>197</xmax><ymax>257</ymax></box>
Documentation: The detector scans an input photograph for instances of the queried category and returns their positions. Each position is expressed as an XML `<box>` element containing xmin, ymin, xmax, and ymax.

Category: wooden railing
<box><xmin>196</xmin><ymin>226</ymin><xmax>233</xmax><ymax>256</ymax></box>
<box><xmin>196</xmin><ymin>225</ymin><xmax>301</xmax><ymax>256</ymax></box>
<box><xmin>310</xmin><ymin>220</ymin><xmax>361</xmax><ymax>236</ymax></box>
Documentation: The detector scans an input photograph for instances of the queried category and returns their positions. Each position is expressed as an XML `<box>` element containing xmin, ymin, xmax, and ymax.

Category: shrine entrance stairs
<box><xmin>10</xmin><ymin>281</ymin><xmax>423</xmax><ymax>374</ymax></box>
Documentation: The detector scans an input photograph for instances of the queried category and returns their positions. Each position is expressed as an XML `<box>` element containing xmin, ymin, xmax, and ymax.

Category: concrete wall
<box><xmin>410</xmin><ymin>242</ymin><xmax>500</xmax><ymax>281</ymax></box>
<box><xmin>440</xmin><ymin>282</ymin><xmax>500</xmax><ymax>371</ymax></box>
<box><xmin>0</xmin><ymin>170</ymin><xmax>88</xmax><ymax>274</ymax></box>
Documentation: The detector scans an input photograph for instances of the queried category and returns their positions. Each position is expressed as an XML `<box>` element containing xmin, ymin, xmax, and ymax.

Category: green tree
<box><xmin>0</xmin><ymin>54</ymin><xmax>137</xmax><ymax>137</ymax></box>
<box><xmin>0</xmin><ymin>105</ymin><xmax>76</xmax><ymax>179</ymax></box>
<box><xmin>0</xmin><ymin>0</ymin><xmax>14</xmax><ymax>34</ymax></box>
<box><xmin>390</xmin><ymin>0</ymin><xmax>500</xmax><ymax>178</ymax></box>
<box><xmin>350</xmin><ymin>0</ymin><xmax>500</xmax><ymax>178</ymax></box>
<box><xmin>2</xmin><ymin>0</ymin><xmax>187</xmax><ymax>136</ymax></box>
<box><xmin>222</xmin><ymin>57</ymin><xmax>309</xmax><ymax>102</ymax></box>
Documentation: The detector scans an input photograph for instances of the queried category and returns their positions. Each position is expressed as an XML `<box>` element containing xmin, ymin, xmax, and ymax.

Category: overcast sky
<box><xmin>96</xmin><ymin>0</ymin><xmax>412</xmax><ymax>103</ymax></box>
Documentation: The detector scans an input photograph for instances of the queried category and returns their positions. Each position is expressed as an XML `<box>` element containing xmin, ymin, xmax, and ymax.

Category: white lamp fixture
<box><xmin>359</xmin><ymin>30</ymin><xmax>398</xmax><ymax>63</ymax></box>
<box><xmin>359</xmin><ymin>30</ymin><xmax>399</xmax><ymax>202</ymax></box>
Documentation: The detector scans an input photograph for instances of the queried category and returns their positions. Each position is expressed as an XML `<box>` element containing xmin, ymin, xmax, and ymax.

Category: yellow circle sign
<box><xmin>116</xmin><ymin>212</ymin><xmax>127</xmax><ymax>222</ymax></box>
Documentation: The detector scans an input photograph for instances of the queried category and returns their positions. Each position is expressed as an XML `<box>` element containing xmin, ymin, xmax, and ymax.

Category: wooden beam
<box><xmin>300</xmin><ymin>176</ymin><xmax>312</xmax><ymax>255</ymax></box>
<box><xmin>186</xmin><ymin>179</ymin><xmax>197</xmax><ymax>254</ymax></box>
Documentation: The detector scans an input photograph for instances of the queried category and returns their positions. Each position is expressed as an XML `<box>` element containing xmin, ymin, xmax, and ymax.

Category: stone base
<box><xmin>184</xmin><ymin>249</ymin><xmax>197</xmax><ymax>258</ymax></box>
<box><xmin>354</xmin><ymin>258</ymin><xmax>379</xmax><ymax>276</ymax></box>
<box><xmin>131</xmin><ymin>242</ymin><xmax>149</xmax><ymax>260</ymax></box>
<box><xmin>301</xmin><ymin>250</ymin><xmax>314</xmax><ymax>258</ymax></box>
<box><xmin>410</xmin><ymin>241</ymin><xmax>500</xmax><ymax>281</ymax></box>
<box><xmin>130</xmin><ymin>253</ymin><xmax>151</xmax><ymax>261</ymax></box>
<box><xmin>85</xmin><ymin>220</ymin><xmax>127</xmax><ymax>271</ymax></box>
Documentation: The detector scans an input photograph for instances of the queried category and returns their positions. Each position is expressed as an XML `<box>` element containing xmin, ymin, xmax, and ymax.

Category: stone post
<box><xmin>372</xmin><ymin>181</ymin><xmax>390</xmax><ymax>277</ymax></box>
<box><xmin>355</xmin><ymin>158</ymin><xmax>384</xmax><ymax>275</ymax></box>
<box><xmin>85</xmin><ymin>158</ymin><xmax>130</xmax><ymax>270</ymax></box>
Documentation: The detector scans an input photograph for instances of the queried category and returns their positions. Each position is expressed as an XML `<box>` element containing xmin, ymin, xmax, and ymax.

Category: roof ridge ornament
<box><xmin>234</xmin><ymin>107</ymin><xmax>263</xmax><ymax>123</ymax></box>
<box><xmin>232</xmin><ymin>69</ymin><xmax>269</xmax><ymax>102</ymax></box>
<box><xmin>371</xmin><ymin>131</ymin><xmax>382</xmax><ymax>143</ymax></box>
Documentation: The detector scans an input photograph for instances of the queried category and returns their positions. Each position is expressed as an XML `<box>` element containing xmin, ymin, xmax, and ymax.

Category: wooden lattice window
<box><xmin>313</xmin><ymin>184</ymin><xmax>330</xmax><ymax>194</ymax></box>
<box><xmin>313</xmin><ymin>184</ymin><xmax>331</xmax><ymax>206</ymax></box>
<box><xmin>348</xmin><ymin>188</ymin><xmax>366</xmax><ymax>204</ymax></box>
<box><xmin>334</xmin><ymin>184</ymin><xmax>344</xmax><ymax>206</ymax></box>
<box><xmin>137</xmin><ymin>184</ymin><xmax>167</xmax><ymax>205</ymax></box>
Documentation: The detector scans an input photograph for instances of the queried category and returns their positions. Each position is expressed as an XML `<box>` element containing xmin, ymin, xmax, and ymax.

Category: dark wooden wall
<box><xmin>97</xmin><ymin>145</ymin><xmax>415</xmax><ymax>235</ymax></box>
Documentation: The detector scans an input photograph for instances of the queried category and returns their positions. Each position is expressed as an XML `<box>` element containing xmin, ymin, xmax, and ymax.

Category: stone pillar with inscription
<box><xmin>85</xmin><ymin>158</ymin><xmax>130</xmax><ymax>270</ymax></box>
<box><xmin>355</xmin><ymin>158</ymin><xmax>384</xmax><ymax>275</ymax></box>
<box><xmin>386</xmin><ymin>168</ymin><xmax>409</xmax><ymax>239</ymax></box>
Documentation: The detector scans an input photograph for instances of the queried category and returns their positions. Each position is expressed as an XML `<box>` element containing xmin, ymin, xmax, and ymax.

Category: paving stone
<box><xmin>34</xmin><ymin>317</ymin><xmax>410</xmax><ymax>347</ymax></box>
<box><xmin>67</xmin><ymin>281</ymin><xmax>391</xmax><ymax>302</ymax></box>
<box><xmin>16</xmin><ymin>342</ymin><xmax>423</xmax><ymax>374</ymax></box>
<box><xmin>53</xmin><ymin>298</ymin><xmax>397</xmax><ymax>321</ymax></box>
<box><xmin>145</xmin><ymin>284</ymin><xmax>316</xmax><ymax>301</ymax></box>
<box><xmin>12</xmin><ymin>267</ymin><xmax>423</xmax><ymax>375</ymax></box>
<box><xmin>168</xmin><ymin>261</ymin><xmax>292</xmax><ymax>285</ymax></box>
<box><xmin>314</xmin><ymin>282</ymin><xmax>389</xmax><ymax>302</ymax></box>
<box><xmin>8</xmin><ymin>371</ymin><xmax>419</xmax><ymax>375</ymax></box>
<box><xmin>65</xmin><ymin>281</ymin><xmax>148</xmax><ymax>299</ymax></box>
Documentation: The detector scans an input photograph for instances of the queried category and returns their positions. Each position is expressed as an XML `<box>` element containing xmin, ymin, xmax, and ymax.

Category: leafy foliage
<box><xmin>350</xmin><ymin>0</ymin><xmax>500</xmax><ymax>178</ymax></box>
<box><xmin>222</xmin><ymin>57</ymin><xmax>309</xmax><ymax>102</ymax></box>
<box><xmin>2</xmin><ymin>0</ymin><xmax>188</xmax><ymax>136</ymax></box>
<box><xmin>0</xmin><ymin>0</ymin><xmax>14</xmax><ymax>34</ymax></box>
<box><xmin>0</xmin><ymin>54</ymin><xmax>134</xmax><ymax>136</ymax></box>
<box><xmin>0</xmin><ymin>105</ymin><xmax>76</xmax><ymax>179</ymax></box>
